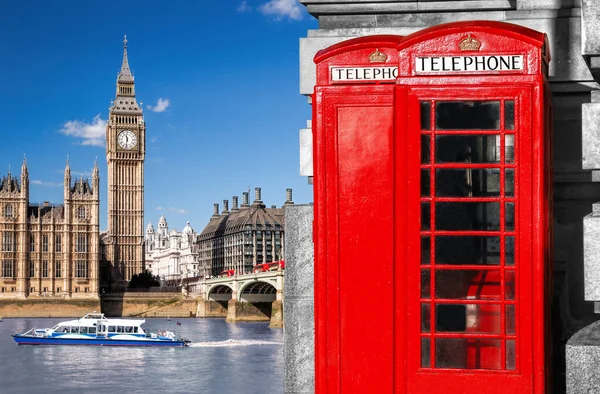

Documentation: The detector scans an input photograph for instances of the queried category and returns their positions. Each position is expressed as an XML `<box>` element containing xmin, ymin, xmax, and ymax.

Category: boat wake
<box><xmin>188</xmin><ymin>339</ymin><xmax>283</xmax><ymax>348</ymax></box>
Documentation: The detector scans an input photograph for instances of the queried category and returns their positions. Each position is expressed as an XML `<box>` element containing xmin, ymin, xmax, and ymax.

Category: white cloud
<box><xmin>31</xmin><ymin>180</ymin><xmax>63</xmax><ymax>187</ymax></box>
<box><xmin>150</xmin><ymin>136</ymin><xmax>158</xmax><ymax>143</ymax></box>
<box><xmin>259</xmin><ymin>0</ymin><xmax>303</xmax><ymax>20</ymax></box>
<box><xmin>237</xmin><ymin>1</ymin><xmax>251</xmax><ymax>12</ymax></box>
<box><xmin>168</xmin><ymin>207</ymin><xmax>187</xmax><ymax>214</ymax></box>
<box><xmin>146</xmin><ymin>98</ymin><xmax>170</xmax><ymax>113</ymax></box>
<box><xmin>156</xmin><ymin>206</ymin><xmax>163</xmax><ymax>211</ymax></box>
<box><xmin>59</xmin><ymin>115</ymin><xmax>106</xmax><ymax>146</ymax></box>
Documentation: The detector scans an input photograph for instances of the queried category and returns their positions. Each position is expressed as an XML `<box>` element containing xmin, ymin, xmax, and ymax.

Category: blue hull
<box><xmin>12</xmin><ymin>334</ymin><xmax>188</xmax><ymax>347</ymax></box>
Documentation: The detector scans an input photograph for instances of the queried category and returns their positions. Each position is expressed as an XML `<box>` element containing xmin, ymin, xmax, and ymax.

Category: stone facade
<box><xmin>197</xmin><ymin>188</ymin><xmax>293</xmax><ymax>277</ymax></box>
<box><xmin>102</xmin><ymin>36</ymin><xmax>146</xmax><ymax>288</ymax></box>
<box><xmin>144</xmin><ymin>216</ymin><xmax>201</xmax><ymax>282</ymax></box>
<box><xmin>0</xmin><ymin>160</ymin><xmax>100</xmax><ymax>299</ymax></box>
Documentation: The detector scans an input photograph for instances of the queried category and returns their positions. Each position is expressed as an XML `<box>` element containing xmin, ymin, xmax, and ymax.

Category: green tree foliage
<box><xmin>128</xmin><ymin>270</ymin><xmax>160</xmax><ymax>288</ymax></box>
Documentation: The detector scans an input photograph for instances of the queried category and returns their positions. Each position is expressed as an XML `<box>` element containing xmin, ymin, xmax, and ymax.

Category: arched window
<box><xmin>77</xmin><ymin>206</ymin><xmax>86</xmax><ymax>220</ymax></box>
<box><xmin>4</xmin><ymin>204</ymin><xmax>13</xmax><ymax>218</ymax></box>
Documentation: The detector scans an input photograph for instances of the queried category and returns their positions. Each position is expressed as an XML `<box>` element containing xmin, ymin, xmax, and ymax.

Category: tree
<box><xmin>128</xmin><ymin>270</ymin><xmax>160</xmax><ymax>288</ymax></box>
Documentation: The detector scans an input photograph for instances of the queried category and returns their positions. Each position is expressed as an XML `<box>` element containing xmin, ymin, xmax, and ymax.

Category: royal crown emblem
<box><xmin>369</xmin><ymin>49</ymin><xmax>388</xmax><ymax>63</ymax></box>
<box><xmin>459</xmin><ymin>34</ymin><xmax>482</xmax><ymax>51</ymax></box>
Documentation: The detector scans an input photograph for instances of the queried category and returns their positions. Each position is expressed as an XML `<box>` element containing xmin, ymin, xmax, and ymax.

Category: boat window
<box><xmin>134</xmin><ymin>327</ymin><xmax>139</xmax><ymax>333</ymax></box>
<box><xmin>108</xmin><ymin>326</ymin><xmax>115</xmax><ymax>333</ymax></box>
<box><xmin>125</xmin><ymin>326</ymin><xmax>133</xmax><ymax>333</ymax></box>
<box><xmin>58</xmin><ymin>327</ymin><xmax>69</xmax><ymax>333</ymax></box>
<box><xmin>80</xmin><ymin>327</ymin><xmax>88</xmax><ymax>334</ymax></box>
<box><xmin>71</xmin><ymin>327</ymin><xmax>79</xmax><ymax>334</ymax></box>
<box><xmin>117</xmin><ymin>326</ymin><xmax>124</xmax><ymax>333</ymax></box>
<box><xmin>89</xmin><ymin>327</ymin><xmax>97</xmax><ymax>334</ymax></box>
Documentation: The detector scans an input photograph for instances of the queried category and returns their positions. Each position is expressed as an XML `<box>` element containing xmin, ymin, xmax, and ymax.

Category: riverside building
<box><xmin>0</xmin><ymin>160</ymin><xmax>100</xmax><ymax>298</ymax></box>
<box><xmin>197</xmin><ymin>188</ymin><xmax>293</xmax><ymax>277</ymax></box>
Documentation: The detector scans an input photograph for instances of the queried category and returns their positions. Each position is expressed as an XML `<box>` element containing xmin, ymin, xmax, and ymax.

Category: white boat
<box><xmin>12</xmin><ymin>312</ymin><xmax>190</xmax><ymax>347</ymax></box>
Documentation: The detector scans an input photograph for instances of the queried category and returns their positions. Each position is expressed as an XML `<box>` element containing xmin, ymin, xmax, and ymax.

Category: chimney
<box><xmin>284</xmin><ymin>188</ymin><xmax>294</xmax><ymax>205</ymax></box>
<box><xmin>254</xmin><ymin>187</ymin><xmax>262</xmax><ymax>203</ymax></box>
<box><xmin>242</xmin><ymin>192</ymin><xmax>250</xmax><ymax>208</ymax></box>
<box><xmin>211</xmin><ymin>203</ymin><xmax>220</xmax><ymax>220</ymax></box>
<box><xmin>232</xmin><ymin>196</ymin><xmax>239</xmax><ymax>210</ymax></box>
<box><xmin>271</xmin><ymin>205</ymin><xmax>277</xmax><ymax>209</ymax></box>
<box><xmin>43</xmin><ymin>201</ymin><xmax>49</xmax><ymax>207</ymax></box>
<box><xmin>222</xmin><ymin>200</ymin><xmax>229</xmax><ymax>214</ymax></box>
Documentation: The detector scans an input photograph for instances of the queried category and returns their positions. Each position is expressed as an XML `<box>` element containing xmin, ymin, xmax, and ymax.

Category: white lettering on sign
<box><xmin>415</xmin><ymin>55</ymin><xmax>524</xmax><ymax>73</ymax></box>
<box><xmin>331</xmin><ymin>66</ymin><xmax>399</xmax><ymax>81</ymax></box>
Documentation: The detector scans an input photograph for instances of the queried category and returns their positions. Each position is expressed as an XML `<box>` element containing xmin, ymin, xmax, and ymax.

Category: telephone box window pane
<box><xmin>435</xmin><ymin>135</ymin><xmax>500</xmax><ymax>164</ymax></box>
<box><xmin>436</xmin><ymin>338</ymin><xmax>502</xmax><ymax>370</ymax></box>
<box><xmin>436</xmin><ymin>236</ymin><xmax>500</xmax><ymax>266</ymax></box>
<box><xmin>435</xmin><ymin>101</ymin><xmax>500</xmax><ymax>130</ymax></box>
<box><xmin>422</xmin><ymin>202</ymin><xmax>431</xmax><ymax>231</ymax></box>
<box><xmin>421</xmin><ymin>338</ymin><xmax>431</xmax><ymax>368</ymax></box>
<box><xmin>421</xmin><ymin>270</ymin><xmax>431</xmax><ymax>298</ymax></box>
<box><xmin>421</xmin><ymin>102</ymin><xmax>431</xmax><ymax>130</ymax></box>
<box><xmin>421</xmin><ymin>169</ymin><xmax>431</xmax><ymax>197</ymax></box>
<box><xmin>506</xmin><ymin>304</ymin><xmax>516</xmax><ymax>335</ymax></box>
<box><xmin>422</xmin><ymin>303</ymin><xmax>431</xmax><ymax>332</ymax></box>
<box><xmin>506</xmin><ymin>270</ymin><xmax>515</xmax><ymax>300</ymax></box>
<box><xmin>505</xmin><ymin>202</ymin><xmax>515</xmax><ymax>231</ymax></box>
<box><xmin>505</xmin><ymin>236</ymin><xmax>515</xmax><ymax>266</ymax></box>
<box><xmin>505</xmin><ymin>135</ymin><xmax>515</xmax><ymax>163</ymax></box>
<box><xmin>505</xmin><ymin>101</ymin><xmax>514</xmax><ymax>130</ymax></box>
<box><xmin>436</xmin><ymin>304</ymin><xmax>501</xmax><ymax>334</ymax></box>
<box><xmin>435</xmin><ymin>270</ymin><xmax>501</xmax><ymax>300</ymax></box>
<box><xmin>421</xmin><ymin>236</ymin><xmax>431</xmax><ymax>265</ymax></box>
<box><xmin>436</xmin><ymin>168</ymin><xmax>501</xmax><ymax>197</ymax></box>
<box><xmin>421</xmin><ymin>135</ymin><xmax>431</xmax><ymax>164</ymax></box>
<box><xmin>506</xmin><ymin>340</ymin><xmax>516</xmax><ymax>370</ymax></box>
<box><xmin>505</xmin><ymin>169</ymin><xmax>514</xmax><ymax>197</ymax></box>
<box><xmin>436</xmin><ymin>202</ymin><xmax>500</xmax><ymax>231</ymax></box>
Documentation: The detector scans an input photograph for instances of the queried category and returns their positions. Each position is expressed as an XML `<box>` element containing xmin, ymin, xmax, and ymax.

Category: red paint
<box><xmin>313</xmin><ymin>21</ymin><xmax>552</xmax><ymax>394</ymax></box>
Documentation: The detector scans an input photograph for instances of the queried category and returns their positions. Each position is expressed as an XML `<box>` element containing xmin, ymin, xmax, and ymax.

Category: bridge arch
<box><xmin>239</xmin><ymin>281</ymin><xmax>277</xmax><ymax>303</ymax></box>
<box><xmin>207</xmin><ymin>284</ymin><xmax>233</xmax><ymax>301</ymax></box>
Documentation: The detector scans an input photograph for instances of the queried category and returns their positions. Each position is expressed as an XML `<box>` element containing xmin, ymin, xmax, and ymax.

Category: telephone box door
<box><xmin>398</xmin><ymin>84</ymin><xmax>540</xmax><ymax>393</ymax></box>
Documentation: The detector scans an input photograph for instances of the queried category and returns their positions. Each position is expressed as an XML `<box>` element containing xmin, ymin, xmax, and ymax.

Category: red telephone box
<box><xmin>313</xmin><ymin>21</ymin><xmax>552</xmax><ymax>394</ymax></box>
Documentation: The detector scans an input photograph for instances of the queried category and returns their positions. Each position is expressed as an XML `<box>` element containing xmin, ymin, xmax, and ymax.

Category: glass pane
<box><xmin>436</xmin><ymin>304</ymin><xmax>501</xmax><ymax>334</ymax></box>
<box><xmin>421</xmin><ymin>236</ymin><xmax>431</xmax><ymax>265</ymax></box>
<box><xmin>435</xmin><ymin>101</ymin><xmax>500</xmax><ymax>130</ymax></box>
<box><xmin>421</xmin><ymin>135</ymin><xmax>431</xmax><ymax>164</ymax></box>
<box><xmin>506</xmin><ymin>340</ymin><xmax>516</xmax><ymax>370</ymax></box>
<box><xmin>422</xmin><ymin>337</ymin><xmax>431</xmax><ymax>368</ymax></box>
<box><xmin>436</xmin><ymin>168</ymin><xmax>501</xmax><ymax>197</ymax></box>
<box><xmin>435</xmin><ymin>135</ymin><xmax>500</xmax><ymax>163</ymax></box>
<box><xmin>505</xmin><ymin>169</ymin><xmax>514</xmax><ymax>197</ymax></box>
<box><xmin>436</xmin><ymin>236</ymin><xmax>500</xmax><ymax>266</ymax></box>
<box><xmin>421</xmin><ymin>102</ymin><xmax>431</xmax><ymax>130</ymax></box>
<box><xmin>421</xmin><ymin>169</ymin><xmax>430</xmax><ymax>197</ymax></box>
<box><xmin>422</xmin><ymin>303</ymin><xmax>431</xmax><ymax>332</ymax></box>
<box><xmin>435</xmin><ymin>270</ymin><xmax>501</xmax><ymax>300</ymax></box>
<box><xmin>421</xmin><ymin>270</ymin><xmax>431</xmax><ymax>298</ymax></box>
<box><xmin>422</xmin><ymin>202</ymin><xmax>431</xmax><ymax>231</ymax></box>
<box><xmin>506</xmin><ymin>270</ymin><xmax>515</xmax><ymax>300</ymax></box>
<box><xmin>505</xmin><ymin>134</ymin><xmax>515</xmax><ymax>164</ymax></box>
<box><xmin>436</xmin><ymin>202</ymin><xmax>500</xmax><ymax>231</ymax></box>
<box><xmin>506</xmin><ymin>304</ymin><xmax>515</xmax><ymax>335</ymax></box>
<box><xmin>505</xmin><ymin>202</ymin><xmax>515</xmax><ymax>231</ymax></box>
<box><xmin>436</xmin><ymin>338</ymin><xmax>501</xmax><ymax>370</ymax></box>
<box><xmin>505</xmin><ymin>236</ymin><xmax>515</xmax><ymax>266</ymax></box>
<box><xmin>505</xmin><ymin>101</ymin><xmax>514</xmax><ymax>130</ymax></box>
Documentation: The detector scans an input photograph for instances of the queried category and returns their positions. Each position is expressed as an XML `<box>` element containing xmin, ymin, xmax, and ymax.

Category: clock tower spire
<box><xmin>104</xmin><ymin>35</ymin><xmax>146</xmax><ymax>286</ymax></box>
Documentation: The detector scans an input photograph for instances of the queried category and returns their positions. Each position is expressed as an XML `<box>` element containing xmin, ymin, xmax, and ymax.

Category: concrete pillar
<box><xmin>270</xmin><ymin>300</ymin><xmax>284</xmax><ymax>328</ymax></box>
<box><xmin>283</xmin><ymin>204</ymin><xmax>314</xmax><ymax>394</ymax></box>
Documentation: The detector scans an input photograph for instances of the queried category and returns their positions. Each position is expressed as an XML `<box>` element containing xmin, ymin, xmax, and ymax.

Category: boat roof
<box><xmin>55</xmin><ymin>313</ymin><xmax>146</xmax><ymax>326</ymax></box>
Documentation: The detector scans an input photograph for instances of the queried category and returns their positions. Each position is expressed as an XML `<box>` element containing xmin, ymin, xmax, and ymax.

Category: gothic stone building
<box><xmin>101</xmin><ymin>36</ymin><xmax>146</xmax><ymax>289</ymax></box>
<box><xmin>0</xmin><ymin>160</ymin><xmax>100</xmax><ymax>298</ymax></box>
<box><xmin>197</xmin><ymin>187</ymin><xmax>294</xmax><ymax>277</ymax></box>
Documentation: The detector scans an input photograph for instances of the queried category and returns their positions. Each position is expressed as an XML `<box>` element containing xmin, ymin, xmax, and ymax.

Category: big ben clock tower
<box><xmin>105</xmin><ymin>36</ymin><xmax>145</xmax><ymax>283</ymax></box>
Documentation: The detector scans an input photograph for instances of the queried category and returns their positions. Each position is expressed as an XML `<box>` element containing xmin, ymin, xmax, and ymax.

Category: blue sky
<box><xmin>0</xmin><ymin>1</ymin><xmax>318</xmax><ymax>232</ymax></box>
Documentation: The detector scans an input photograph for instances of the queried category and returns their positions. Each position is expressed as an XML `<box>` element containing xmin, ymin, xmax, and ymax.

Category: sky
<box><xmin>0</xmin><ymin>0</ymin><xmax>318</xmax><ymax>233</ymax></box>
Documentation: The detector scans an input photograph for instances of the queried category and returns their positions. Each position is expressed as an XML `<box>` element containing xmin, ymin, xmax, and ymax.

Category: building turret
<box><xmin>20</xmin><ymin>157</ymin><xmax>28</xmax><ymax>200</ymax></box>
<box><xmin>64</xmin><ymin>158</ymin><xmax>71</xmax><ymax>200</ymax></box>
<box><xmin>92</xmin><ymin>159</ymin><xmax>99</xmax><ymax>197</ymax></box>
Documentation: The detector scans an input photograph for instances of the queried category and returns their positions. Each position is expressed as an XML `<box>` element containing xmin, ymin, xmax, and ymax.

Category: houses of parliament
<box><xmin>0</xmin><ymin>37</ymin><xmax>145</xmax><ymax>298</ymax></box>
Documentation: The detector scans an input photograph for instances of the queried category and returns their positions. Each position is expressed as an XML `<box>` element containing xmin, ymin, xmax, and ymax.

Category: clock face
<box><xmin>117</xmin><ymin>130</ymin><xmax>137</xmax><ymax>150</ymax></box>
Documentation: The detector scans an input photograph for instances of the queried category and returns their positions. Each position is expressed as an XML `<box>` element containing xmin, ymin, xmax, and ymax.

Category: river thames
<box><xmin>0</xmin><ymin>317</ymin><xmax>284</xmax><ymax>394</ymax></box>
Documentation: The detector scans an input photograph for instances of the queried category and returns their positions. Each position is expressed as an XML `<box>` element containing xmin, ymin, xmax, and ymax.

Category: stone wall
<box><xmin>0</xmin><ymin>299</ymin><xmax>101</xmax><ymax>318</ymax></box>
<box><xmin>100</xmin><ymin>292</ymin><xmax>197</xmax><ymax>317</ymax></box>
